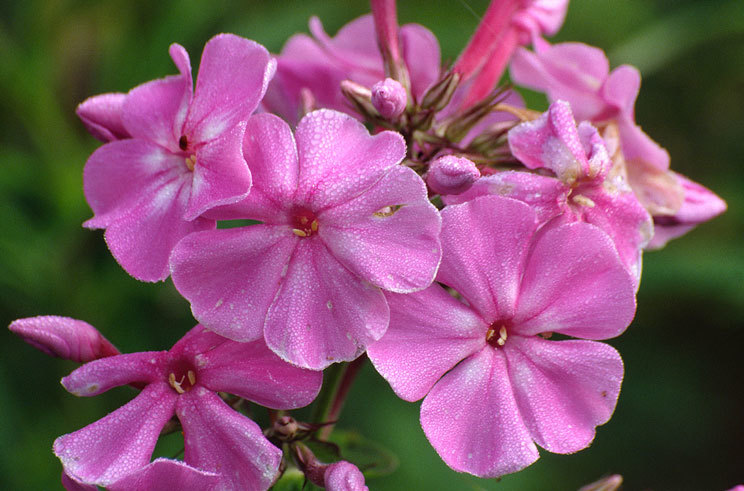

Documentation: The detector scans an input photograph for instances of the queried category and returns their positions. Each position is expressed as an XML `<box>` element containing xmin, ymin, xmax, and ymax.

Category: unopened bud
<box><xmin>340</xmin><ymin>80</ymin><xmax>378</xmax><ymax>120</ymax></box>
<box><xmin>274</xmin><ymin>416</ymin><xmax>299</xmax><ymax>440</ymax></box>
<box><xmin>578</xmin><ymin>474</ymin><xmax>623</xmax><ymax>491</ymax></box>
<box><xmin>371</xmin><ymin>78</ymin><xmax>407</xmax><ymax>120</ymax></box>
<box><xmin>420</xmin><ymin>70</ymin><xmax>460</xmax><ymax>112</ymax></box>
<box><xmin>324</xmin><ymin>461</ymin><xmax>369</xmax><ymax>491</ymax></box>
<box><xmin>426</xmin><ymin>155</ymin><xmax>480</xmax><ymax>195</ymax></box>
<box><xmin>9</xmin><ymin>316</ymin><xmax>119</xmax><ymax>363</ymax></box>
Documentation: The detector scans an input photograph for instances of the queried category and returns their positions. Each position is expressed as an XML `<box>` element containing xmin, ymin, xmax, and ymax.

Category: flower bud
<box><xmin>426</xmin><ymin>155</ymin><xmax>480</xmax><ymax>195</ymax></box>
<box><xmin>9</xmin><ymin>316</ymin><xmax>119</xmax><ymax>363</ymax></box>
<box><xmin>578</xmin><ymin>474</ymin><xmax>623</xmax><ymax>491</ymax></box>
<box><xmin>324</xmin><ymin>461</ymin><xmax>368</xmax><ymax>491</ymax></box>
<box><xmin>371</xmin><ymin>78</ymin><xmax>407</xmax><ymax>120</ymax></box>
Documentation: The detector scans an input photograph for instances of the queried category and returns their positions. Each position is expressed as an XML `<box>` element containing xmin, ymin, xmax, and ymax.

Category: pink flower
<box><xmin>425</xmin><ymin>155</ymin><xmax>480</xmax><ymax>195</ymax></box>
<box><xmin>54</xmin><ymin>324</ymin><xmax>321</xmax><ymax>489</ymax></box>
<box><xmin>82</xmin><ymin>34</ymin><xmax>275</xmax><ymax>281</ymax></box>
<box><xmin>9</xmin><ymin>316</ymin><xmax>119</xmax><ymax>362</ymax></box>
<box><xmin>170</xmin><ymin>110</ymin><xmax>441</xmax><ymax>369</ymax></box>
<box><xmin>262</xmin><ymin>15</ymin><xmax>440</xmax><ymax>123</ymax></box>
<box><xmin>449</xmin><ymin>101</ymin><xmax>652</xmax><ymax>285</ymax></box>
<box><xmin>371</xmin><ymin>78</ymin><xmax>407</xmax><ymax>119</ymax></box>
<box><xmin>368</xmin><ymin>195</ymin><xmax>636</xmax><ymax>477</ymax></box>
<box><xmin>63</xmin><ymin>460</ymin><xmax>220</xmax><ymax>491</ymax></box>
<box><xmin>324</xmin><ymin>461</ymin><xmax>369</xmax><ymax>491</ymax></box>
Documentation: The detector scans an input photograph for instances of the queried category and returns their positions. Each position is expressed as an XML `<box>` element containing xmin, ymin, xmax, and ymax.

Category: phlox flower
<box><xmin>55</xmin><ymin>324</ymin><xmax>321</xmax><ymax>490</ymax></box>
<box><xmin>81</xmin><ymin>34</ymin><xmax>275</xmax><ymax>281</ymax></box>
<box><xmin>368</xmin><ymin>195</ymin><xmax>636</xmax><ymax>478</ymax></box>
<box><xmin>170</xmin><ymin>109</ymin><xmax>441</xmax><ymax>370</ymax></box>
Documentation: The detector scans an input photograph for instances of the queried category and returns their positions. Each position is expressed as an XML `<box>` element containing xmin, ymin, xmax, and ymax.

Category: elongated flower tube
<box><xmin>369</xmin><ymin>195</ymin><xmax>636</xmax><ymax>478</ymax></box>
<box><xmin>82</xmin><ymin>34</ymin><xmax>275</xmax><ymax>281</ymax></box>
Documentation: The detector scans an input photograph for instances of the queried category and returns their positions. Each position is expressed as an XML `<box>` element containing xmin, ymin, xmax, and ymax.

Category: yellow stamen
<box><xmin>187</xmin><ymin>370</ymin><xmax>196</xmax><ymax>386</ymax></box>
<box><xmin>292</xmin><ymin>229</ymin><xmax>308</xmax><ymax>237</ymax></box>
<box><xmin>185</xmin><ymin>155</ymin><xmax>197</xmax><ymax>171</ymax></box>
<box><xmin>169</xmin><ymin>373</ymin><xmax>186</xmax><ymax>394</ymax></box>
<box><xmin>310</xmin><ymin>220</ymin><xmax>319</xmax><ymax>232</ymax></box>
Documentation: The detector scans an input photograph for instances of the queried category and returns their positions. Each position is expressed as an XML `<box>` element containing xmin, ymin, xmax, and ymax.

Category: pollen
<box><xmin>291</xmin><ymin>208</ymin><xmax>319</xmax><ymax>237</ymax></box>
<box><xmin>486</xmin><ymin>324</ymin><xmax>508</xmax><ymax>348</ymax></box>
<box><xmin>168</xmin><ymin>369</ymin><xmax>197</xmax><ymax>394</ymax></box>
<box><xmin>185</xmin><ymin>154</ymin><xmax>197</xmax><ymax>171</ymax></box>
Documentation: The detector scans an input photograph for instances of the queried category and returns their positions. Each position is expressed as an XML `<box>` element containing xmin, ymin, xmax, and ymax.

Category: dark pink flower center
<box><xmin>486</xmin><ymin>323</ymin><xmax>509</xmax><ymax>348</ymax></box>
<box><xmin>167</xmin><ymin>359</ymin><xmax>198</xmax><ymax>394</ymax></box>
<box><xmin>291</xmin><ymin>208</ymin><xmax>319</xmax><ymax>238</ymax></box>
<box><xmin>179</xmin><ymin>135</ymin><xmax>197</xmax><ymax>171</ymax></box>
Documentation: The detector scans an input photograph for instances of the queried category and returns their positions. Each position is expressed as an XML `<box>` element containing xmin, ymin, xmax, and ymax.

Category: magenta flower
<box><xmin>54</xmin><ymin>324</ymin><xmax>321</xmax><ymax>489</ymax></box>
<box><xmin>170</xmin><ymin>109</ymin><xmax>441</xmax><ymax>369</ymax></box>
<box><xmin>324</xmin><ymin>461</ymin><xmax>369</xmax><ymax>491</ymax></box>
<box><xmin>262</xmin><ymin>15</ymin><xmax>439</xmax><ymax>123</ymax></box>
<box><xmin>425</xmin><ymin>155</ymin><xmax>480</xmax><ymax>196</ymax></box>
<box><xmin>82</xmin><ymin>34</ymin><xmax>275</xmax><ymax>281</ymax></box>
<box><xmin>9</xmin><ymin>316</ymin><xmax>119</xmax><ymax>363</ymax></box>
<box><xmin>368</xmin><ymin>195</ymin><xmax>636</xmax><ymax>477</ymax></box>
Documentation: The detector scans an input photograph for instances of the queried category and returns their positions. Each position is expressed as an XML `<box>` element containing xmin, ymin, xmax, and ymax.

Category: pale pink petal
<box><xmin>9</xmin><ymin>315</ymin><xmax>119</xmax><ymax>362</ymax></box>
<box><xmin>184</xmin><ymin>122</ymin><xmax>251</xmax><ymax>220</ymax></box>
<box><xmin>122</xmin><ymin>45</ymin><xmax>192</xmax><ymax>152</ymax></box>
<box><xmin>601</xmin><ymin>65</ymin><xmax>640</xmax><ymax>115</ymax></box>
<box><xmin>54</xmin><ymin>383</ymin><xmax>176</xmax><ymax>487</ymax></box>
<box><xmin>61</xmin><ymin>351</ymin><xmax>165</xmax><ymax>397</ymax></box>
<box><xmin>177</xmin><ymin>388</ymin><xmax>282</xmax><ymax>490</ymax></box>
<box><xmin>264</xmin><ymin>239</ymin><xmax>389</xmax><ymax>370</ymax></box>
<box><xmin>324</xmin><ymin>461</ymin><xmax>369</xmax><ymax>491</ymax></box>
<box><xmin>108</xmin><ymin>459</ymin><xmax>220</xmax><ymax>491</ymax></box>
<box><xmin>166</xmin><ymin>324</ymin><xmax>229</xmax><ymax>359</ymax></box>
<box><xmin>319</xmin><ymin>165</ymin><xmax>441</xmax><ymax>293</ymax></box>
<box><xmin>184</xmin><ymin>34</ymin><xmax>275</xmax><ymax>144</ymax></box>
<box><xmin>438</xmin><ymin>196</ymin><xmax>537</xmax><ymax>322</ymax></box>
<box><xmin>199</xmin><ymin>338</ymin><xmax>322</xmax><ymax>409</ymax></box>
<box><xmin>83</xmin><ymin>139</ymin><xmax>188</xmax><ymax>229</ymax></box>
<box><xmin>76</xmin><ymin>93</ymin><xmax>129</xmax><ymax>142</ymax></box>
<box><xmin>421</xmin><ymin>347</ymin><xmax>539</xmax><ymax>478</ymax></box>
<box><xmin>514</xmin><ymin>222</ymin><xmax>636</xmax><ymax>339</ymax></box>
<box><xmin>312</xmin><ymin>16</ymin><xmax>382</xmax><ymax>84</ymax></box>
<box><xmin>170</xmin><ymin>225</ymin><xmax>296</xmax><ymax>342</ymax></box>
<box><xmin>400</xmin><ymin>23</ymin><xmax>441</xmax><ymax>100</ymax></box>
<box><xmin>504</xmin><ymin>337</ymin><xmax>623</xmax><ymax>453</ymax></box>
<box><xmin>368</xmin><ymin>285</ymin><xmax>485</xmax><ymax>402</ymax></box>
<box><xmin>443</xmin><ymin>171</ymin><xmax>566</xmax><ymax>225</ymax></box>
<box><xmin>103</xmin><ymin>177</ymin><xmax>213</xmax><ymax>282</ymax></box>
<box><xmin>294</xmin><ymin>110</ymin><xmax>406</xmax><ymax>209</ymax></box>
<box><xmin>617</xmin><ymin>117</ymin><xmax>670</xmax><ymax>171</ymax></box>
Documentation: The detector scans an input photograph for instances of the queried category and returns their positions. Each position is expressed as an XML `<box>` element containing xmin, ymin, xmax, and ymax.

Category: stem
<box><xmin>319</xmin><ymin>355</ymin><xmax>367</xmax><ymax>440</ymax></box>
<box><xmin>310</xmin><ymin>362</ymin><xmax>347</xmax><ymax>426</ymax></box>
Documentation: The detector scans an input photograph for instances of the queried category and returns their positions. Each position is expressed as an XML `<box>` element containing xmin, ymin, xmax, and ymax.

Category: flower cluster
<box><xmin>10</xmin><ymin>0</ymin><xmax>725</xmax><ymax>489</ymax></box>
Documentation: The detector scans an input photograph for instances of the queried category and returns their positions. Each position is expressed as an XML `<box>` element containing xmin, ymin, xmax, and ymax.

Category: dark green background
<box><xmin>1</xmin><ymin>0</ymin><xmax>742</xmax><ymax>489</ymax></box>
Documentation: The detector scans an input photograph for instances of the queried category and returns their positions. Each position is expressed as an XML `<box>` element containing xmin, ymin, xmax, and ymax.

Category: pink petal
<box><xmin>170</xmin><ymin>225</ymin><xmax>296</xmax><ymax>342</ymax></box>
<box><xmin>83</xmin><ymin>139</ymin><xmax>188</xmax><ymax>229</ymax></box>
<box><xmin>103</xmin><ymin>176</ymin><xmax>213</xmax><ymax>282</ymax></box>
<box><xmin>367</xmin><ymin>285</ymin><xmax>485</xmax><ymax>402</ymax></box>
<box><xmin>319</xmin><ymin>165</ymin><xmax>441</xmax><ymax>293</ymax></box>
<box><xmin>177</xmin><ymin>388</ymin><xmax>282</xmax><ymax>490</ymax></box>
<box><xmin>9</xmin><ymin>315</ymin><xmax>119</xmax><ymax>362</ymax></box>
<box><xmin>199</xmin><ymin>338</ymin><xmax>322</xmax><ymax>409</ymax></box>
<box><xmin>108</xmin><ymin>459</ymin><xmax>220</xmax><ymax>491</ymax></box>
<box><xmin>669</xmin><ymin>172</ymin><xmax>727</xmax><ymax>223</ymax></box>
<box><xmin>264</xmin><ymin>239</ymin><xmax>389</xmax><ymax>370</ymax></box>
<box><xmin>76</xmin><ymin>93</ymin><xmax>129</xmax><ymax>142</ymax></box>
<box><xmin>514</xmin><ymin>222</ymin><xmax>636</xmax><ymax>339</ymax></box>
<box><xmin>617</xmin><ymin>117</ymin><xmax>670</xmax><ymax>171</ymax></box>
<box><xmin>438</xmin><ymin>196</ymin><xmax>537</xmax><ymax>322</ymax></box>
<box><xmin>312</xmin><ymin>15</ymin><xmax>382</xmax><ymax>84</ymax></box>
<box><xmin>400</xmin><ymin>23</ymin><xmax>441</xmax><ymax>100</ymax></box>
<box><xmin>324</xmin><ymin>461</ymin><xmax>369</xmax><ymax>491</ymax></box>
<box><xmin>421</xmin><ymin>347</ymin><xmax>539</xmax><ymax>478</ymax></box>
<box><xmin>601</xmin><ymin>65</ymin><xmax>640</xmax><ymax>115</ymax></box>
<box><xmin>62</xmin><ymin>472</ymin><xmax>97</xmax><ymax>491</ymax></box>
<box><xmin>184</xmin><ymin>34</ymin><xmax>275</xmax><ymax>145</ymax></box>
<box><xmin>54</xmin><ymin>383</ymin><xmax>176</xmax><ymax>487</ymax></box>
<box><xmin>61</xmin><ymin>351</ymin><xmax>165</xmax><ymax>397</ymax></box>
<box><xmin>294</xmin><ymin>110</ymin><xmax>406</xmax><ymax>209</ymax></box>
<box><xmin>504</xmin><ymin>337</ymin><xmax>623</xmax><ymax>453</ymax></box>
<box><xmin>122</xmin><ymin>45</ymin><xmax>192</xmax><ymax>152</ymax></box>
<box><xmin>184</xmin><ymin>122</ymin><xmax>251</xmax><ymax>220</ymax></box>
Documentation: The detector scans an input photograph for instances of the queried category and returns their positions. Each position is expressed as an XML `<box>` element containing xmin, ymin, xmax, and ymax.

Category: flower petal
<box><xmin>170</xmin><ymin>225</ymin><xmax>296</xmax><ymax>342</ymax></box>
<box><xmin>54</xmin><ymin>383</ymin><xmax>176</xmax><ymax>487</ymax></box>
<box><xmin>107</xmin><ymin>459</ymin><xmax>220</xmax><ymax>491</ymax></box>
<box><xmin>438</xmin><ymin>196</ymin><xmax>537</xmax><ymax>322</ymax></box>
<box><xmin>178</xmin><ymin>388</ymin><xmax>282</xmax><ymax>490</ymax></box>
<box><xmin>420</xmin><ymin>347</ymin><xmax>539</xmax><ymax>478</ymax></box>
<box><xmin>76</xmin><ymin>93</ymin><xmax>129</xmax><ymax>142</ymax></box>
<box><xmin>294</xmin><ymin>110</ymin><xmax>406</xmax><ymax>210</ymax></box>
<box><xmin>61</xmin><ymin>351</ymin><xmax>165</xmax><ymax>397</ymax></box>
<box><xmin>184</xmin><ymin>34</ymin><xmax>275</xmax><ymax>145</ymax></box>
<box><xmin>368</xmin><ymin>285</ymin><xmax>485</xmax><ymax>402</ymax></box>
<box><xmin>320</xmin><ymin>165</ymin><xmax>441</xmax><ymax>293</ymax></box>
<box><xmin>264</xmin><ymin>239</ymin><xmax>389</xmax><ymax>370</ymax></box>
<box><xmin>400</xmin><ymin>23</ymin><xmax>441</xmax><ymax>100</ymax></box>
<box><xmin>505</xmin><ymin>337</ymin><xmax>623</xmax><ymax>453</ymax></box>
<box><xmin>514</xmin><ymin>222</ymin><xmax>636</xmax><ymax>339</ymax></box>
<box><xmin>199</xmin><ymin>338</ymin><xmax>322</xmax><ymax>409</ymax></box>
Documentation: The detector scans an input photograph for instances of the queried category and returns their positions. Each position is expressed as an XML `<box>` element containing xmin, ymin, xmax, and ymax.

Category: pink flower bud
<box><xmin>426</xmin><ymin>155</ymin><xmax>480</xmax><ymax>195</ymax></box>
<box><xmin>578</xmin><ymin>474</ymin><xmax>623</xmax><ymax>491</ymax></box>
<box><xmin>9</xmin><ymin>316</ymin><xmax>119</xmax><ymax>363</ymax></box>
<box><xmin>324</xmin><ymin>461</ymin><xmax>368</xmax><ymax>491</ymax></box>
<box><xmin>371</xmin><ymin>78</ymin><xmax>407</xmax><ymax>119</ymax></box>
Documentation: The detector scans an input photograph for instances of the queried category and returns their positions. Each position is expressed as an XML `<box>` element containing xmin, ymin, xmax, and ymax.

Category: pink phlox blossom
<box><xmin>170</xmin><ymin>109</ymin><xmax>441</xmax><ymax>370</ymax></box>
<box><xmin>9</xmin><ymin>316</ymin><xmax>119</xmax><ymax>363</ymax></box>
<box><xmin>62</xmin><ymin>459</ymin><xmax>220</xmax><ymax>491</ymax></box>
<box><xmin>368</xmin><ymin>195</ymin><xmax>636</xmax><ymax>478</ymax></box>
<box><xmin>324</xmin><ymin>461</ymin><xmax>369</xmax><ymax>491</ymax></box>
<box><xmin>262</xmin><ymin>15</ymin><xmax>440</xmax><ymax>123</ymax></box>
<box><xmin>82</xmin><ymin>34</ymin><xmax>275</xmax><ymax>282</ymax></box>
<box><xmin>54</xmin><ymin>324</ymin><xmax>322</xmax><ymax>490</ymax></box>
<box><xmin>449</xmin><ymin>100</ymin><xmax>652</xmax><ymax>285</ymax></box>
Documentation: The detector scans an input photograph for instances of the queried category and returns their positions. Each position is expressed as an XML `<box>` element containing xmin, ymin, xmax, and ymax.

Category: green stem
<box><xmin>310</xmin><ymin>362</ymin><xmax>347</xmax><ymax>426</ymax></box>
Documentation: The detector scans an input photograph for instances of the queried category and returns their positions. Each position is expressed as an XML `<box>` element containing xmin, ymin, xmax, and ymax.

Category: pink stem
<box><xmin>370</xmin><ymin>0</ymin><xmax>403</xmax><ymax>79</ymax></box>
<box><xmin>460</xmin><ymin>26</ymin><xmax>520</xmax><ymax>108</ymax></box>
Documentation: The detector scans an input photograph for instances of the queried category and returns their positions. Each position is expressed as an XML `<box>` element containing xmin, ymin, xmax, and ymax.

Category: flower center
<box><xmin>179</xmin><ymin>135</ymin><xmax>196</xmax><ymax>171</ymax></box>
<box><xmin>291</xmin><ymin>208</ymin><xmax>319</xmax><ymax>238</ymax></box>
<box><xmin>167</xmin><ymin>359</ymin><xmax>197</xmax><ymax>394</ymax></box>
<box><xmin>486</xmin><ymin>324</ymin><xmax>508</xmax><ymax>348</ymax></box>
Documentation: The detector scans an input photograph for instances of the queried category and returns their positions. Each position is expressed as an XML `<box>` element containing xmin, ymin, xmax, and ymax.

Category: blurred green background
<box><xmin>1</xmin><ymin>0</ymin><xmax>742</xmax><ymax>489</ymax></box>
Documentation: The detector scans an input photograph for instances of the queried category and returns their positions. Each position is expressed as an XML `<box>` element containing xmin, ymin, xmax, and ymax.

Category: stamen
<box><xmin>187</xmin><ymin>370</ymin><xmax>196</xmax><ymax>386</ymax></box>
<box><xmin>572</xmin><ymin>194</ymin><xmax>596</xmax><ymax>208</ymax></box>
<box><xmin>185</xmin><ymin>155</ymin><xmax>197</xmax><ymax>171</ymax></box>
<box><xmin>486</xmin><ymin>324</ymin><xmax>509</xmax><ymax>348</ymax></box>
<box><xmin>168</xmin><ymin>372</ymin><xmax>186</xmax><ymax>394</ymax></box>
<box><xmin>291</xmin><ymin>209</ymin><xmax>320</xmax><ymax>237</ymax></box>
<box><xmin>292</xmin><ymin>229</ymin><xmax>308</xmax><ymax>237</ymax></box>
<box><xmin>497</xmin><ymin>326</ymin><xmax>507</xmax><ymax>346</ymax></box>
<box><xmin>179</xmin><ymin>135</ymin><xmax>188</xmax><ymax>151</ymax></box>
